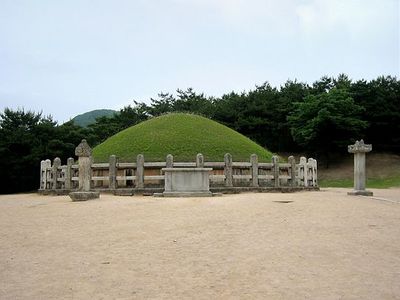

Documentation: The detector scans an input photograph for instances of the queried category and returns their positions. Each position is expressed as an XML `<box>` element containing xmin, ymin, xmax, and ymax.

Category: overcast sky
<box><xmin>0</xmin><ymin>0</ymin><xmax>399</xmax><ymax>122</ymax></box>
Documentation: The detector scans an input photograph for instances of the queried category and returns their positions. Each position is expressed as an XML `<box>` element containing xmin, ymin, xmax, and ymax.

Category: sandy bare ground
<box><xmin>0</xmin><ymin>188</ymin><xmax>399</xmax><ymax>300</ymax></box>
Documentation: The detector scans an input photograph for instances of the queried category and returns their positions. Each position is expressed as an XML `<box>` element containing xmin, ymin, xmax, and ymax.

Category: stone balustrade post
<box><xmin>311</xmin><ymin>158</ymin><xmax>318</xmax><ymax>187</ymax></box>
<box><xmin>307</xmin><ymin>158</ymin><xmax>314</xmax><ymax>187</ymax></box>
<box><xmin>250</xmin><ymin>154</ymin><xmax>259</xmax><ymax>187</ymax></box>
<box><xmin>65</xmin><ymin>157</ymin><xmax>74</xmax><ymax>190</ymax></box>
<box><xmin>196</xmin><ymin>153</ymin><xmax>204</xmax><ymax>168</ymax></box>
<box><xmin>43</xmin><ymin>160</ymin><xmax>51</xmax><ymax>190</ymax></box>
<box><xmin>166</xmin><ymin>154</ymin><xmax>173</xmax><ymax>168</ymax></box>
<box><xmin>109</xmin><ymin>155</ymin><xmax>117</xmax><ymax>190</ymax></box>
<box><xmin>44</xmin><ymin>159</ymin><xmax>51</xmax><ymax>189</ymax></box>
<box><xmin>224</xmin><ymin>153</ymin><xmax>233</xmax><ymax>187</ymax></box>
<box><xmin>39</xmin><ymin>160</ymin><xmax>45</xmax><ymax>190</ymax></box>
<box><xmin>52</xmin><ymin>157</ymin><xmax>61</xmax><ymax>190</ymax></box>
<box><xmin>299</xmin><ymin>157</ymin><xmax>307</xmax><ymax>187</ymax></box>
<box><xmin>288</xmin><ymin>156</ymin><xmax>296</xmax><ymax>187</ymax></box>
<box><xmin>348</xmin><ymin>140</ymin><xmax>373</xmax><ymax>196</ymax></box>
<box><xmin>272</xmin><ymin>156</ymin><xmax>280</xmax><ymax>188</ymax></box>
<box><xmin>136</xmin><ymin>154</ymin><xmax>144</xmax><ymax>188</ymax></box>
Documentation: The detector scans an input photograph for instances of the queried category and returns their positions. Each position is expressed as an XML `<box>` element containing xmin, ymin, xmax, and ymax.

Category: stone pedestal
<box><xmin>348</xmin><ymin>140</ymin><xmax>373</xmax><ymax>196</ymax></box>
<box><xmin>69</xmin><ymin>139</ymin><xmax>99</xmax><ymax>201</ymax></box>
<box><xmin>69</xmin><ymin>191</ymin><xmax>99</xmax><ymax>201</ymax></box>
<box><xmin>162</xmin><ymin>168</ymin><xmax>212</xmax><ymax>197</ymax></box>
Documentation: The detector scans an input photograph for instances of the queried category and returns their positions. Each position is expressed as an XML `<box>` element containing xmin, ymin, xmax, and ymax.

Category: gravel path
<box><xmin>1</xmin><ymin>188</ymin><xmax>399</xmax><ymax>299</ymax></box>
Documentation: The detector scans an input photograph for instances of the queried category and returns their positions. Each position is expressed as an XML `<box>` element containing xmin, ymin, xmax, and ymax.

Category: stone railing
<box><xmin>39</xmin><ymin>152</ymin><xmax>318</xmax><ymax>195</ymax></box>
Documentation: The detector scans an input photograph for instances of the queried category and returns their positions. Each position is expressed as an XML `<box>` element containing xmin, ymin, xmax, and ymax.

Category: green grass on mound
<box><xmin>319</xmin><ymin>176</ymin><xmax>400</xmax><ymax>189</ymax></box>
<box><xmin>93</xmin><ymin>113</ymin><xmax>275</xmax><ymax>162</ymax></box>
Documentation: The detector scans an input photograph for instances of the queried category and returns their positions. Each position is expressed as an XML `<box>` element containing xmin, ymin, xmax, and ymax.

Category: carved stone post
<box><xmin>307</xmin><ymin>158</ymin><xmax>314</xmax><ymax>187</ymax></box>
<box><xmin>65</xmin><ymin>157</ymin><xmax>74</xmax><ymax>190</ymax></box>
<box><xmin>39</xmin><ymin>159</ymin><xmax>52</xmax><ymax>190</ymax></box>
<box><xmin>348</xmin><ymin>140</ymin><xmax>373</xmax><ymax>196</ymax></box>
<box><xmin>250</xmin><ymin>154</ymin><xmax>259</xmax><ymax>187</ymax></box>
<box><xmin>136</xmin><ymin>154</ymin><xmax>144</xmax><ymax>189</ymax></box>
<box><xmin>196</xmin><ymin>153</ymin><xmax>204</xmax><ymax>168</ymax></box>
<box><xmin>288</xmin><ymin>156</ymin><xmax>296</xmax><ymax>187</ymax></box>
<box><xmin>52</xmin><ymin>157</ymin><xmax>61</xmax><ymax>190</ymax></box>
<box><xmin>109</xmin><ymin>155</ymin><xmax>117</xmax><ymax>190</ymax></box>
<box><xmin>224</xmin><ymin>153</ymin><xmax>233</xmax><ymax>187</ymax></box>
<box><xmin>166</xmin><ymin>154</ymin><xmax>174</xmax><ymax>168</ymax></box>
<box><xmin>272</xmin><ymin>156</ymin><xmax>280</xmax><ymax>188</ymax></box>
<box><xmin>45</xmin><ymin>159</ymin><xmax>51</xmax><ymax>189</ymax></box>
<box><xmin>311</xmin><ymin>158</ymin><xmax>318</xmax><ymax>187</ymax></box>
<box><xmin>299</xmin><ymin>157</ymin><xmax>307</xmax><ymax>187</ymax></box>
<box><xmin>69</xmin><ymin>139</ymin><xmax>99</xmax><ymax>201</ymax></box>
<box><xmin>39</xmin><ymin>160</ymin><xmax>46</xmax><ymax>190</ymax></box>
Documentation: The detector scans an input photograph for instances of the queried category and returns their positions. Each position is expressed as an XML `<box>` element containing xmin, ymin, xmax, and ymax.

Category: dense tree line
<box><xmin>1</xmin><ymin>74</ymin><xmax>399</xmax><ymax>193</ymax></box>
<box><xmin>88</xmin><ymin>74</ymin><xmax>398</xmax><ymax>154</ymax></box>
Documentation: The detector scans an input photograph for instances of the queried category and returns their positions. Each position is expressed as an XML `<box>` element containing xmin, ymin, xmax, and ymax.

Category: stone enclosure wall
<box><xmin>39</xmin><ymin>153</ymin><xmax>318</xmax><ymax>195</ymax></box>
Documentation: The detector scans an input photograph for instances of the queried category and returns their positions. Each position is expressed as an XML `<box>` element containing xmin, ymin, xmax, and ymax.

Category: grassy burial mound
<box><xmin>92</xmin><ymin>113</ymin><xmax>274</xmax><ymax>162</ymax></box>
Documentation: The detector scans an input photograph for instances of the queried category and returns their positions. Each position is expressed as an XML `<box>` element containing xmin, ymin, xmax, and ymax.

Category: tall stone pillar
<box><xmin>69</xmin><ymin>139</ymin><xmax>100</xmax><ymax>201</ymax></box>
<box><xmin>348</xmin><ymin>139</ymin><xmax>373</xmax><ymax>196</ymax></box>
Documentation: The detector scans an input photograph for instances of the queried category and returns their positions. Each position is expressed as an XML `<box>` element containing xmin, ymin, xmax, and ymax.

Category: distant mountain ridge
<box><xmin>72</xmin><ymin>109</ymin><xmax>117</xmax><ymax>127</ymax></box>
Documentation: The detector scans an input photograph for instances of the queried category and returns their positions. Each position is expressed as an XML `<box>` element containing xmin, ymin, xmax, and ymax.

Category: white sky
<box><xmin>0</xmin><ymin>0</ymin><xmax>399</xmax><ymax>122</ymax></box>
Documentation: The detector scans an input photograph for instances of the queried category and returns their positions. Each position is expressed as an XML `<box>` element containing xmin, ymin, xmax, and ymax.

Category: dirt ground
<box><xmin>1</xmin><ymin>188</ymin><xmax>399</xmax><ymax>300</ymax></box>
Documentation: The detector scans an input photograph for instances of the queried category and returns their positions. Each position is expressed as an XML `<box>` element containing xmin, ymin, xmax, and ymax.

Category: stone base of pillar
<box><xmin>154</xmin><ymin>191</ymin><xmax>223</xmax><ymax>197</ymax></box>
<box><xmin>348</xmin><ymin>190</ymin><xmax>373</xmax><ymax>196</ymax></box>
<box><xmin>69</xmin><ymin>191</ymin><xmax>100</xmax><ymax>201</ymax></box>
<box><xmin>162</xmin><ymin>191</ymin><xmax>213</xmax><ymax>197</ymax></box>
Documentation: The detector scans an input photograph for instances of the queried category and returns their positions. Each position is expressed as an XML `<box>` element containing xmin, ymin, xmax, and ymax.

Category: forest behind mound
<box><xmin>1</xmin><ymin>74</ymin><xmax>399</xmax><ymax>193</ymax></box>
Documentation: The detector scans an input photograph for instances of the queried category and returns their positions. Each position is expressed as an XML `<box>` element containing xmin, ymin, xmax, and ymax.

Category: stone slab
<box><xmin>154</xmin><ymin>191</ymin><xmax>220</xmax><ymax>197</ymax></box>
<box><xmin>163</xmin><ymin>191</ymin><xmax>213</xmax><ymax>197</ymax></box>
<box><xmin>348</xmin><ymin>190</ymin><xmax>373</xmax><ymax>196</ymax></box>
<box><xmin>162</xmin><ymin>167</ymin><xmax>212</xmax><ymax>196</ymax></box>
<box><xmin>69</xmin><ymin>191</ymin><xmax>100</xmax><ymax>201</ymax></box>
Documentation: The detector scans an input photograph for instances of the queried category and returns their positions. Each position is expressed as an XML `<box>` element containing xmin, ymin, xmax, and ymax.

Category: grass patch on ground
<box><xmin>317</xmin><ymin>153</ymin><xmax>400</xmax><ymax>189</ymax></box>
<box><xmin>93</xmin><ymin>113</ymin><xmax>275</xmax><ymax>162</ymax></box>
<box><xmin>319</xmin><ymin>175</ymin><xmax>400</xmax><ymax>189</ymax></box>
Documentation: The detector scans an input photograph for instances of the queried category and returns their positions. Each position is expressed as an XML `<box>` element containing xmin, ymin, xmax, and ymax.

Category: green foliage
<box><xmin>147</xmin><ymin>88</ymin><xmax>215</xmax><ymax>117</ymax></box>
<box><xmin>92</xmin><ymin>113</ymin><xmax>275</xmax><ymax>162</ymax></box>
<box><xmin>211</xmin><ymin>81</ymin><xmax>308</xmax><ymax>152</ymax></box>
<box><xmin>351</xmin><ymin>76</ymin><xmax>400</xmax><ymax>151</ymax></box>
<box><xmin>288</xmin><ymin>88</ymin><xmax>368</xmax><ymax>155</ymax></box>
<box><xmin>1</xmin><ymin>74</ymin><xmax>399</xmax><ymax>194</ymax></box>
<box><xmin>147</xmin><ymin>92</ymin><xmax>176</xmax><ymax>116</ymax></box>
<box><xmin>0</xmin><ymin>109</ymin><xmax>91</xmax><ymax>193</ymax></box>
<box><xmin>173</xmin><ymin>88</ymin><xmax>215</xmax><ymax>117</ymax></box>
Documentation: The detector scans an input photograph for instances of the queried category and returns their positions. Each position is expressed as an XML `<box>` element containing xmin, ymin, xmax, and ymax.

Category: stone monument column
<box><xmin>69</xmin><ymin>139</ymin><xmax>100</xmax><ymax>201</ymax></box>
<box><xmin>348</xmin><ymin>139</ymin><xmax>373</xmax><ymax>196</ymax></box>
